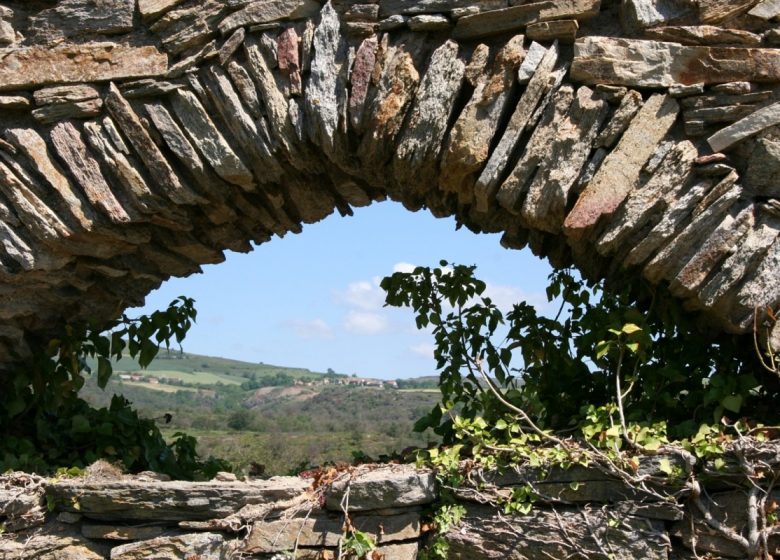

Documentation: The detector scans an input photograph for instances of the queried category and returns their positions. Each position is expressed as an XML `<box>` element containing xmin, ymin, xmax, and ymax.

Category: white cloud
<box><xmin>409</xmin><ymin>342</ymin><xmax>435</xmax><ymax>359</ymax></box>
<box><xmin>344</xmin><ymin>311</ymin><xmax>389</xmax><ymax>335</ymax></box>
<box><xmin>483</xmin><ymin>283</ymin><xmax>547</xmax><ymax>313</ymax></box>
<box><xmin>334</xmin><ymin>278</ymin><xmax>385</xmax><ymax>311</ymax></box>
<box><xmin>286</xmin><ymin>318</ymin><xmax>334</xmax><ymax>339</ymax></box>
<box><xmin>393</xmin><ymin>262</ymin><xmax>417</xmax><ymax>274</ymax></box>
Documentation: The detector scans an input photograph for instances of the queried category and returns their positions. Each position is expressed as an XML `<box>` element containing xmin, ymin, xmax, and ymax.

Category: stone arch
<box><xmin>0</xmin><ymin>0</ymin><xmax>779</xmax><ymax>365</ymax></box>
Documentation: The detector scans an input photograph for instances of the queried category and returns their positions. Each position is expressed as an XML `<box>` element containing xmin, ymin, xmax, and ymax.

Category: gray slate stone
<box><xmin>50</xmin><ymin>477</ymin><xmax>310</xmax><ymax>521</ymax></box>
<box><xmin>325</xmin><ymin>465</ymin><xmax>437</xmax><ymax>511</ymax></box>
<box><xmin>394</xmin><ymin>40</ymin><xmax>465</xmax><ymax>205</ymax></box>
<box><xmin>110</xmin><ymin>532</ymin><xmax>230</xmax><ymax>559</ymax></box>
<box><xmin>169</xmin><ymin>88</ymin><xmax>255</xmax><ymax>189</ymax></box>
<box><xmin>564</xmin><ymin>93</ymin><xmax>679</xmax><ymax>238</ymax></box>
<box><xmin>305</xmin><ymin>2</ymin><xmax>350</xmax><ymax>160</ymax></box>
<box><xmin>219</xmin><ymin>0</ymin><xmax>321</xmax><ymax>34</ymax></box>
<box><xmin>476</xmin><ymin>41</ymin><xmax>560</xmax><ymax>213</ymax></box>
<box><xmin>446</xmin><ymin>503</ymin><xmax>671</xmax><ymax>560</ymax></box>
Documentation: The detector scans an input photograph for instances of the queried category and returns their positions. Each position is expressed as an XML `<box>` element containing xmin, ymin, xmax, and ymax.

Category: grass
<box><xmin>119</xmin><ymin>381</ymin><xmax>200</xmax><ymax>393</ymax></box>
<box><xmin>126</xmin><ymin>369</ymin><xmax>244</xmax><ymax>386</ymax></box>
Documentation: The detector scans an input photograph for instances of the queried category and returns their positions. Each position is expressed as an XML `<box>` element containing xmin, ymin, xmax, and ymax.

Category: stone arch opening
<box><xmin>131</xmin><ymin>200</ymin><xmax>555</xmax><ymax>378</ymax></box>
<box><xmin>1</xmin><ymin>0</ymin><xmax>779</xmax><ymax>367</ymax></box>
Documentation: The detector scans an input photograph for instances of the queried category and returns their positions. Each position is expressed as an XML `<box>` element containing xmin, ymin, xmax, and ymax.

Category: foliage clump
<box><xmin>382</xmin><ymin>262</ymin><xmax>780</xmax><ymax>559</ymax></box>
<box><xmin>382</xmin><ymin>261</ymin><xmax>779</xmax><ymax>442</ymax></box>
<box><xmin>0</xmin><ymin>297</ymin><xmax>228</xmax><ymax>480</ymax></box>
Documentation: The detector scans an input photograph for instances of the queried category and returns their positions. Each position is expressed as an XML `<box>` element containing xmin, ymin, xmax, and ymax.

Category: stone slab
<box><xmin>0</xmin><ymin>44</ymin><xmax>168</xmax><ymax>91</ymax></box>
<box><xmin>452</xmin><ymin>0</ymin><xmax>600</xmax><ymax>40</ymax></box>
<box><xmin>325</xmin><ymin>465</ymin><xmax>437</xmax><ymax>512</ymax></box>
<box><xmin>708</xmin><ymin>100</ymin><xmax>780</xmax><ymax>152</ymax></box>
<box><xmin>564</xmin><ymin>93</ymin><xmax>679</xmax><ymax>238</ymax></box>
<box><xmin>49</xmin><ymin>477</ymin><xmax>310</xmax><ymax>521</ymax></box>
<box><xmin>571</xmin><ymin>37</ymin><xmax>780</xmax><ymax>88</ymax></box>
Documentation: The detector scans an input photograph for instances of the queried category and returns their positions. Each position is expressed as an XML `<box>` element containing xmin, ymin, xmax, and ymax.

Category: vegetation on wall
<box><xmin>382</xmin><ymin>262</ymin><xmax>780</xmax><ymax>560</ymax></box>
<box><xmin>0</xmin><ymin>297</ymin><xmax>228</xmax><ymax>479</ymax></box>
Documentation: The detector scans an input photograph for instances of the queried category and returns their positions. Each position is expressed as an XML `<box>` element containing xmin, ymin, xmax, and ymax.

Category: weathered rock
<box><xmin>218</xmin><ymin>27</ymin><xmax>246</xmax><ymax>66</ymax></box>
<box><xmin>50</xmin><ymin>477</ymin><xmax>310</xmax><ymax>521</ymax></box>
<box><xmin>517</xmin><ymin>41</ymin><xmax>547</xmax><ymax>84</ymax></box>
<box><xmin>746</xmin><ymin>137</ymin><xmax>780</xmax><ymax>197</ymax></box>
<box><xmin>750</xmin><ymin>0</ymin><xmax>780</xmax><ymax>19</ymax></box>
<box><xmin>595</xmin><ymin>89</ymin><xmax>643</xmax><ymax>148</ymax></box>
<box><xmin>139</xmin><ymin>0</ymin><xmax>188</xmax><ymax>22</ymax></box>
<box><xmin>670</xmin><ymin>204</ymin><xmax>754</xmax><ymax>297</ymax></box>
<box><xmin>119</xmin><ymin>79</ymin><xmax>185</xmax><ymax>99</ymax></box>
<box><xmin>0</xmin><ymin>521</ymin><xmax>107</xmax><ymax>559</ymax></box>
<box><xmin>169</xmin><ymin>88</ymin><xmax>255</xmax><ymax>189</ymax></box>
<box><xmin>699</xmin><ymin>0</ymin><xmax>760</xmax><ymax>24</ymax></box>
<box><xmin>572</xmin><ymin>37</ymin><xmax>780</xmax><ymax>88</ymax></box>
<box><xmin>440</xmin><ymin>35</ymin><xmax>525</xmax><ymax>205</ymax></box>
<box><xmin>245</xmin><ymin>509</ymin><xmax>420</xmax><ymax>552</ymax></box>
<box><xmin>526</xmin><ymin>19</ymin><xmax>579</xmax><ymax>43</ymax></box>
<box><xmin>0</xmin><ymin>95</ymin><xmax>31</xmax><ymax>109</ymax></box>
<box><xmin>730</xmin><ymin>228</ymin><xmax>780</xmax><ymax>328</ymax></box>
<box><xmin>105</xmin><ymin>84</ymin><xmax>206</xmax><ymax>206</ymax></box>
<box><xmin>645</xmin><ymin>25</ymin><xmax>763</xmax><ymax>46</ymax></box>
<box><xmin>357</xmin><ymin>36</ymin><xmax>422</xmax><ymax>175</ymax></box>
<box><xmin>680</xmin><ymin>90</ymin><xmax>773</xmax><ymax>109</ymax></box>
<box><xmin>32</xmin><ymin>99</ymin><xmax>104</xmax><ymax>124</ymax></box>
<box><xmin>304</xmin><ymin>2</ymin><xmax>349</xmax><ymax>159</ymax></box>
<box><xmin>446</xmin><ymin>503</ymin><xmax>671</xmax><ymax>560</ymax></box>
<box><xmin>620</xmin><ymin>0</ymin><xmax>697</xmax><ymax>32</ymax></box>
<box><xmin>408</xmin><ymin>14</ymin><xmax>451</xmax><ymax>31</ymax></box>
<box><xmin>110</xmin><ymin>532</ymin><xmax>231</xmax><ymax>559</ymax></box>
<box><xmin>708</xmin><ymin>100</ymin><xmax>780</xmax><ymax>152</ymax></box>
<box><xmin>277</xmin><ymin>27</ymin><xmax>302</xmax><ymax>96</ymax></box>
<box><xmin>596</xmin><ymin>141</ymin><xmax>698</xmax><ymax>259</ymax></box>
<box><xmin>82</xmin><ymin>119</ymin><xmax>164</xmax><ymax>217</ymax></box>
<box><xmin>379</xmin><ymin>14</ymin><xmax>408</xmax><ymax>30</ymax></box>
<box><xmin>81</xmin><ymin>523</ymin><xmax>166</xmax><ymax>541</ymax></box>
<box><xmin>49</xmin><ymin>122</ymin><xmax>131</xmax><ymax>224</ymax></box>
<box><xmin>30</xmin><ymin>0</ymin><xmax>135</xmax><ymax>37</ymax></box>
<box><xmin>517</xmin><ymin>86</ymin><xmax>609</xmax><ymax>233</ymax></box>
<box><xmin>564</xmin><ymin>93</ymin><xmax>679</xmax><ymax>238</ymax></box>
<box><xmin>379</xmin><ymin>0</ymin><xmax>492</xmax><ymax>16</ymax></box>
<box><xmin>325</xmin><ymin>465</ymin><xmax>437</xmax><ymax>511</ymax></box>
<box><xmin>5</xmin><ymin>127</ymin><xmax>97</xmax><ymax>231</ymax></box>
<box><xmin>0</xmin><ymin>45</ymin><xmax>168</xmax><ymax>91</ymax></box>
<box><xmin>453</xmin><ymin>0</ymin><xmax>600</xmax><ymax>40</ymax></box>
<box><xmin>349</xmin><ymin>36</ymin><xmax>379</xmax><ymax>131</ymax></box>
<box><xmin>219</xmin><ymin>0</ymin><xmax>321</xmax><ymax>34</ymax></box>
<box><xmin>344</xmin><ymin>4</ymin><xmax>381</xmax><ymax>22</ymax></box>
<box><xmin>394</xmin><ymin>40</ymin><xmax>465</xmax><ymax>204</ymax></box>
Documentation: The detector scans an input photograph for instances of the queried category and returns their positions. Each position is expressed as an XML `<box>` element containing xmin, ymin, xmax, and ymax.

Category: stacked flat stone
<box><xmin>0</xmin><ymin>0</ymin><xmax>779</xmax><ymax>364</ymax></box>
<box><xmin>3</xmin><ymin>449</ymin><xmax>780</xmax><ymax>559</ymax></box>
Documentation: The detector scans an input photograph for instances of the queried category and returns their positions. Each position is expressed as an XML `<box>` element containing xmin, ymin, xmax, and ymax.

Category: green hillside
<box><xmin>95</xmin><ymin>351</ymin><xmax>322</xmax><ymax>383</ymax></box>
<box><xmin>79</xmin><ymin>351</ymin><xmax>440</xmax><ymax>475</ymax></box>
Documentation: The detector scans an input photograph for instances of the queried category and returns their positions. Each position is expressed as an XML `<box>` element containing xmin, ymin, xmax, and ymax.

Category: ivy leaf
<box><xmin>658</xmin><ymin>458</ymin><xmax>673</xmax><ymax>475</ymax></box>
<box><xmin>97</xmin><ymin>357</ymin><xmax>112</xmax><ymax>389</ymax></box>
<box><xmin>721</xmin><ymin>394</ymin><xmax>743</xmax><ymax>413</ymax></box>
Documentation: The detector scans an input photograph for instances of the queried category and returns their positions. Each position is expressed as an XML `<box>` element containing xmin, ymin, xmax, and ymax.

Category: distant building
<box><xmin>147</xmin><ymin>377</ymin><xmax>160</xmax><ymax>385</ymax></box>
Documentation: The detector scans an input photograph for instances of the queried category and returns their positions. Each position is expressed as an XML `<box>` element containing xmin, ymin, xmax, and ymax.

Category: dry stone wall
<box><xmin>3</xmin><ymin>450</ymin><xmax>780</xmax><ymax>559</ymax></box>
<box><xmin>0</xmin><ymin>0</ymin><xmax>780</xmax><ymax>362</ymax></box>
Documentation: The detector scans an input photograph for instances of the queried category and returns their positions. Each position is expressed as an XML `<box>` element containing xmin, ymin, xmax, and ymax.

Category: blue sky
<box><xmin>131</xmin><ymin>201</ymin><xmax>555</xmax><ymax>379</ymax></box>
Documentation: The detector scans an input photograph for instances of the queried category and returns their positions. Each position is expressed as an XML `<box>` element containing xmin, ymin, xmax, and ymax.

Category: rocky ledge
<box><xmin>3</xmin><ymin>446</ymin><xmax>780</xmax><ymax>559</ymax></box>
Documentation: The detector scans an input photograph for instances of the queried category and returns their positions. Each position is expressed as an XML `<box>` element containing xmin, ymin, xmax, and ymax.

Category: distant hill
<box><xmin>80</xmin><ymin>351</ymin><xmax>441</xmax><ymax>474</ymax></box>
<box><xmin>96</xmin><ymin>351</ymin><xmax>324</xmax><ymax>383</ymax></box>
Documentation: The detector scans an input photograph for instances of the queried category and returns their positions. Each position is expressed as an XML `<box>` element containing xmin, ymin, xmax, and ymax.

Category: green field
<box><xmin>100</xmin><ymin>351</ymin><xmax>322</xmax><ymax>381</ymax></box>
